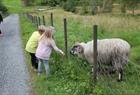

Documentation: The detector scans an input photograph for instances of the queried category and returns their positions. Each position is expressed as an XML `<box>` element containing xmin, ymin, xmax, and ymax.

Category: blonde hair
<box><xmin>39</xmin><ymin>26</ymin><xmax>54</xmax><ymax>45</ymax></box>
<box><xmin>38</xmin><ymin>25</ymin><xmax>46</xmax><ymax>34</ymax></box>
<box><xmin>46</xmin><ymin>26</ymin><xmax>56</xmax><ymax>36</ymax></box>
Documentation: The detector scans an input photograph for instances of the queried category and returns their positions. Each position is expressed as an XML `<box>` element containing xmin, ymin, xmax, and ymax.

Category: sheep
<box><xmin>70</xmin><ymin>38</ymin><xmax>131</xmax><ymax>81</ymax></box>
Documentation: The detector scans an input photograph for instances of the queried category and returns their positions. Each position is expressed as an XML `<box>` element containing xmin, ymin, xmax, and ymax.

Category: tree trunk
<box><xmin>102</xmin><ymin>0</ymin><xmax>106</xmax><ymax>12</ymax></box>
<box><xmin>121</xmin><ymin>3</ymin><xmax>126</xmax><ymax>13</ymax></box>
<box><xmin>132</xmin><ymin>8</ymin><xmax>135</xmax><ymax>15</ymax></box>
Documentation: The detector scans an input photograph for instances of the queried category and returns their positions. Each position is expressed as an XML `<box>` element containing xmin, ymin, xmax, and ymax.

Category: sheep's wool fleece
<box><xmin>82</xmin><ymin>38</ymin><xmax>130</xmax><ymax>69</ymax></box>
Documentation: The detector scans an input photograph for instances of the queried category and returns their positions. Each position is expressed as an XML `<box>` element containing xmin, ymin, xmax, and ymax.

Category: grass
<box><xmin>2</xmin><ymin>0</ymin><xmax>23</xmax><ymax>13</ymax></box>
<box><xmin>3</xmin><ymin>0</ymin><xmax>140</xmax><ymax>94</ymax></box>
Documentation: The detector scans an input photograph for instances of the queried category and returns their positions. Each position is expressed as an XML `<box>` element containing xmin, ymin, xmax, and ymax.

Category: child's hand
<box><xmin>61</xmin><ymin>52</ymin><xmax>65</xmax><ymax>56</ymax></box>
<box><xmin>62</xmin><ymin>52</ymin><xmax>65</xmax><ymax>56</ymax></box>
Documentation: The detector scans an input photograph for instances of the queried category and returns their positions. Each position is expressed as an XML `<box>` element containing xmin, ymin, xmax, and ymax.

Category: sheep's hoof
<box><xmin>117</xmin><ymin>79</ymin><xmax>122</xmax><ymax>82</ymax></box>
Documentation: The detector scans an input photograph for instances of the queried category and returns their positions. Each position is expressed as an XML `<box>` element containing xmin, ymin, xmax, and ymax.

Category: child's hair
<box><xmin>48</xmin><ymin>26</ymin><xmax>55</xmax><ymax>33</ymax></box>
<box><xmin>45</xmin><ymin>27</ymin><xmax>53</xmax><ymax>38</ymax></box>
<box><xmin>38</xmin><ymin>25</ymin><xmax>46</xmax><ymax>35</ymax></box>
<box><xmin>39</xmin><ymin>26</ymin><xmax>54</xmax><ymax>45</ymax></box>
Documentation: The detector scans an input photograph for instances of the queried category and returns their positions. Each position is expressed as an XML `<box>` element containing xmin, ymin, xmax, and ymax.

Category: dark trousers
<box><xmin>0</xmin><ymin>22</ymin><xmax>2</xmax><ymax>34</ymax></box>
<box><xmin>30</xmin><ymin>53</ymin><xmax>38</xmax><ymax>69</ymax></box>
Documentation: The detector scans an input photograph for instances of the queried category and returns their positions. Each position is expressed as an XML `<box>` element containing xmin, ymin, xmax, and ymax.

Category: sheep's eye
<box><xmin>73</xmin><ymin>45</ymin><xmax>78</xmax><ymax>48</ymax></box>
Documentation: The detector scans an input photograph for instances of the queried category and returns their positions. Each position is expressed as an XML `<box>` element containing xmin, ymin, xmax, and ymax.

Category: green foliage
<box><xmin>32</xmin><ymin>0</ymin><xmax>140</xmax><ymax>15</ymax></box>
<box><xmin>46</xmin><ymin>0</ymin><xmax>59</xmax><ymax>7</ymax></box>
<box><xmin>0</xmin><ymin>5</ymin><xmax>8</xmax><ymax>13</ymax></box>
<box><xmin>23</xmin><ymin>0</ymin><xmax>35</xmax><ymax>6</ymax></box>
<box><xmin>120</xmin><ymin>0</ymin><xmax>140</xmax><ymax>14</ymax></box>
<box><xmin>62</xmin><ymin>0</ymin><xmax>79</xmax><ymax>12</ymax></box>
<box><xmin>40</xmin><ymin>0</ymin><xmax>64</xmax><ymax>6</ymax></box>
<box><xmin>0</xmin><ymin>0</ymin><xmax>8</xmax><ymax>13</ymax></box>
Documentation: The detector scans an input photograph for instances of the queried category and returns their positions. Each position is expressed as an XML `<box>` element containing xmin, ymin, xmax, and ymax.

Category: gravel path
<box><xmin>0</xmin><ymin>14</ymin><xmax>31</xmax><ymax>95</ymax></box>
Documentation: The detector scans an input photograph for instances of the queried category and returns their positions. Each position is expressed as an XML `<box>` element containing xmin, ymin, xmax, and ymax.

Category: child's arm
<box><xmin>51</xmin><ymin>40</ymin><xmax>64</xmax><ymax>55</ymax></box>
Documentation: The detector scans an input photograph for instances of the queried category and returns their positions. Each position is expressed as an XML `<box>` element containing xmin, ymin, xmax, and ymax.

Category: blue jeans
<box><xmin>38</xmin><ymin>59</ymin><xmax>50</xmax><ymax>78</ymax></box>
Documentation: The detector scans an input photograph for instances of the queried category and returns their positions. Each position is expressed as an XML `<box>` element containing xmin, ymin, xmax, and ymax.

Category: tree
<box><xmin>79</xmin><ymin>0</ymin><xmax>90</xmax><ymax>14</ymax></box>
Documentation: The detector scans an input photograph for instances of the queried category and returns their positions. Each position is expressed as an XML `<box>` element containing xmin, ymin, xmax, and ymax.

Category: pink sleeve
<box><xmin>51</xmin><ymin>40</ymin><xmax>63</xmax><ymax>54</ymax></box>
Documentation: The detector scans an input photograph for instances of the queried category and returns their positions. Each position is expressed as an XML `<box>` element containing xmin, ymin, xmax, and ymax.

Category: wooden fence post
<box><xmin>93</xmin><ymin>25</ymin><xmax>98</xmax><ymax>85</ymax></box>
<box><xmin>33</xmin><ymin>16</ymin><xmax>35</xmax><ymax>24</ymax></box>
<box><xmin>90</xmin><ymin>25</ymin><xmax>98</xmax><ymax>93</ymax></box>
<box><xmin>38</xmin><ymin>16</ymin><xmax>41</xmax><ymax>26</ymax></box>
<box><xmin>42</xmin><ymin>15</ymin><xmax>46</xmax><ymax>25</ymax></box>
<box><xmin>35</xmin><ymin>16</ymin><xmax>38</xmax><ymax>27</ymax></box>
<box><xmin>31</xmin><ymin>15</ymin><xmax>33</xmax><ymax>23</ymax></box>
<box><xmin>51</xmin><ymin>13</ymin><xmax>53</xmax><ymax>26</ymax></box>
<box><xmin>64</xmin><ymin>18</ymin><xmax>68</xmax><ymax>58</ymax></box>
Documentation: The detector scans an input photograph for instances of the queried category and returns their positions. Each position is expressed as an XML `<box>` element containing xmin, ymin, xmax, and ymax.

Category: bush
<box><xmin>0</xmin><ymin>5</ymin><xmax>8</xmax><ymax>13</ymax></box>
<box><xmin>47</xmin><ymin>0</ymin><xmax>59</xmax><ymax>7</ymax></box>
<box><xmin>23</xmin><ymin>0</ymin><xmax>35</xmax><ymax>6</ymax></box>
<box><xmin>63</xmin><ymin>0</ymin><xmax>78</xmax><ymax>12</ymax></box>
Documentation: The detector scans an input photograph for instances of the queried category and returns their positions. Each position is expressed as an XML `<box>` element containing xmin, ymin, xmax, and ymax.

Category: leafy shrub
<box><xmin>46</xmin><ymin>0</ymin><xmax>59</xmax><ymax>7</ymax></box>
<box><xmin>63</xmin><ymin>0</ymin><xmax>78</xmax><ymax>12</ymax></box>
<box><xmin>23</xmin><ymin>0</ymin><xmax>35</xmax><ymax>6</ymax></box>
<box><xmin>0</xmin><ymin>4</ymin><xmax>8</xmax><ymax>13</ymax></box>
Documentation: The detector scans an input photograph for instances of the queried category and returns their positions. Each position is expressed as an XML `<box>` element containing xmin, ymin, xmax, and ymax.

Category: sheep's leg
<box><xmin>113</xmin><ymin>55</ymin><xmax>124</xmax><ymax>82</ymax></box>
<box><xmin>117</xmin><ymin>56</ymin><xmax>127</xmax><ymax>82</ymax></box>
<box><xmin>117</xmin><ymin>68</ymin><xmax>123</xmax><ymax>82</ymax></box>
<box><xmin>108</xmin><ymin>66</ymin><xmax>116</xmax><ymax>74</ymax></box>
<box><xmin>107</xmin><ymin>61</ymin><xmax>115</xmax><ymax>74</ymax></box>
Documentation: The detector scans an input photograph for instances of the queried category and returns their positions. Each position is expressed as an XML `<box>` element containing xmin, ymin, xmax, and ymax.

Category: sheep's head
<box><xmin>70</xmin><ymin>43</ymin><xmax>85</xmax><ymax>57</ymax></box>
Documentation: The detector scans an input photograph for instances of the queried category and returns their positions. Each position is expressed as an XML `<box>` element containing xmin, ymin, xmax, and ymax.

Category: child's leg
<box><xmin>0</xmin><ymin>22</ymin><xmax>4</xmax><ymax>37</ymax></box>
<box><xmin>43</xmin><ymin>60</ymin><xmax>50</xmax><ymax>78</ymax></box>
<box><xmin>34</xmin><ymin>56</ymin><xmax>38</xmax><ymax>69</ymax></box>
<box><xmin>0</xmin><ymin>29</ymin><xmax>3</xmax><ymax>37</ymax></box>
<box><xmin>29</xmin><ymin>53</ymin><xmax>35</xmax><ymax>68</ymax></box>
<box><xmin>38</xmin><ymin>59</ymin><xmax>43</xmax><ymax>75</ymax></box>
<box><xmin>30</xmin><ymin>53</ymin><xmax>38</xmax><ymax>69</ymax></box>
<box><xmin>0</xmin><ymin>29</ymin><xmax>1</xmax><ymax>34</ymax></box>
